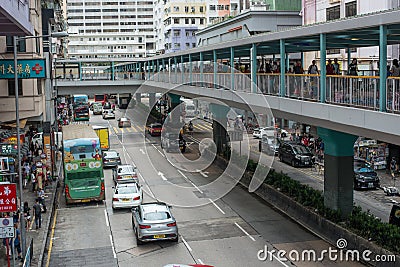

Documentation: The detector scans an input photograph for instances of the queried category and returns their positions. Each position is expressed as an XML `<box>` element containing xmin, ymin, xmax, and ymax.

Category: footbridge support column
<box><xmin>209</xmin><ymin>103</ymin><xmax>229</xmax><ymax>154</ymax></box>
<box><xmin>167</xmin><ymin>93</ymin><xmax>182</xmax><ymax>126</ymax></box>
<box><xmin>135</xmin><ymin>93</ymin><xmax>141</xmax><ymax>104</ymax></box>
<box><xmin>317</xmin><ymin>127</ymin><xmax>357</xmax><ymax>217</ymax></box>
<box><xmin>149</xmin><ymin>93</ymin><xmax>156</xmax><ymax>109</ymax></box>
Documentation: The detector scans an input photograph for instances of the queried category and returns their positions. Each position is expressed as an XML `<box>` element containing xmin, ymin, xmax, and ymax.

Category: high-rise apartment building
<box><xmin>303</xmin><ymin>0</ymin><xmax>400</xmax><ymax>71</ymax></box>
<box><xmin>66</xmin><ymin>0</ymin><xmax>155</xmax><ymax>58</ymax></box>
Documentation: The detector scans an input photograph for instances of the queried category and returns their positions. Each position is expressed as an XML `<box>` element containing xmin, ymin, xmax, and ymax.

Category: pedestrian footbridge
<box><xmin>56</xmin><ymin>8</ymin><xmax>400</xmax><ymax>215</ymax></box>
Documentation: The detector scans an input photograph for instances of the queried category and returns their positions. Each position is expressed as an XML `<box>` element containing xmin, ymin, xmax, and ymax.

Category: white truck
<box><xmin>180</xmin><ymin>98</ymin><xmax>198</xmax><ymax>123</ymax></box>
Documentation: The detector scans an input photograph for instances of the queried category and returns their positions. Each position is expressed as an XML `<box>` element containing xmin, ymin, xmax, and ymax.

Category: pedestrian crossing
<box><xmin>112</xmin><ymin>125</ymin><xmax>145</xmax><ymax>134</ymax></box>
<box><xmin>193</xmin><ymin>122</ymin><xmax>212</xmax><ymax>132</ymax></box>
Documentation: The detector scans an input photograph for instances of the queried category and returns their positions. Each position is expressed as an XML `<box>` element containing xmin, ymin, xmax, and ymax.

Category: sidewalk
<box><xmin>0</xmin><ymin>160</ymin><xmax>61</xmax><ymax>267</ymax></box>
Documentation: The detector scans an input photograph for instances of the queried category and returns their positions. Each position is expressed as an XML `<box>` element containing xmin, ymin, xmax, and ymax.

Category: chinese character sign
<box><xmin>0</xmin><ymin>59</ymin><xmax>46</xmax><ymax>79</ymax></box>
<box><xmin>0</xmin><ymin>184</ymin><xmax>17</xmax><ymax>212</ymax></box>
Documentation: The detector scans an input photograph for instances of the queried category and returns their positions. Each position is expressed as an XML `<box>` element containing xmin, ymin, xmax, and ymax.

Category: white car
<box><xmin>102</xmin><ymin>109</ymin><xmax>115</xmax><ymax>119</ymax></box>
<box><xmin>112</xmin><ymin>164</ymin><xmax>138</xmax><ymax>184</ymax></box>
<box><xmin>253</xmin><ymin>127</ymin><xmax>276</xmax><ymax>139</ymax></box>
<box><xmin>112</xmin><ymin>183</ymin><xmax>142</xmax><ymax>209</ymax></box>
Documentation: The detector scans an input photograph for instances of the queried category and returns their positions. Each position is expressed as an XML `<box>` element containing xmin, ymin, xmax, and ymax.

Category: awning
<box><xmin>0</xmin><ymin>119</ymin><xmax>28</xmax><ymax>129</ymax></box>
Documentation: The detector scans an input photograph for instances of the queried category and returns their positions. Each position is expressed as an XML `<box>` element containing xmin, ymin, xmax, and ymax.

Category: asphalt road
<box><xmin>45</xmin><ymin>105</ymin><xmax>366</xmax><ymax>267</ymax></box>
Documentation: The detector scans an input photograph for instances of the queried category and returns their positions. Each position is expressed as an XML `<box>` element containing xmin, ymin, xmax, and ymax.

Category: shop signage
<box><xmin>0</xmin><ymin>59</ymin><xmax>46</xmax><ymax>79</ymax></box>
<box><xmin>0</xmin><ymin>183</ymin><xmax>17</xmax><ymax>212</ymax></box>
<box><xmin>0</xmin><ymin>144</ymin><xmax>17</xmax><ymax>155</ymax></box>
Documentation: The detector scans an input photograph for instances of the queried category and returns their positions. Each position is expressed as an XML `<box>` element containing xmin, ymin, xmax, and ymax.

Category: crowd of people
<box><xmin>1</xmin><ymin>126</ymin><xmax>52</xmax><ymax>261</ymax></box>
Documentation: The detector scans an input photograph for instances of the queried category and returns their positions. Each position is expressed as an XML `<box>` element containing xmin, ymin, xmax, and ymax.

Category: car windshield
<box><xmin>121</xmin><ymin>118</ymin><xmax>129</xmax><ymax>121</ymax></box>
<box><xmin>293</xmin><ymin>145</ymin><xmax>310</xmax><ymax>154</ymax></box>
<box><xmin>105</xmin><ymin>151</ymin><xmax>118</xmax><ymax>158</ymax></box>
<box><xmin>119</xmin><ymin>166</ymin><xmax>135</xmax><ymax>173</ymax></box>
<box><xmin>143</xmin><ymin>211</ymin><xmax>171</xmax><ymax>221</ymax></box>
<box><xmin>357</xmin><ymin>167</ymin><xmax>375</xmax><ymax>173</ymax></box>
<box><xmin>116</xmin><ymin>186</ymin><xmax>137</xmax><ymax>194</ymax></box>
<box><xmin>152</xmin><ymin>124</ymin><xmax>162</xmax><ymax>128</ymax></box>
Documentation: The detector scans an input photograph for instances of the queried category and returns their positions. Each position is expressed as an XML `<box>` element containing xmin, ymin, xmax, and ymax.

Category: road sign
<box><xmin>0</xmin><ymin>218</ymin><xmax>15</xmax><ymax>238</ymax></box>
<box><xmin>228</xmin><ymin>130</ymin><xmax>243</xmax><ymax>142</ymax></box>
<box><xmin>0</xmin><ymin>183</ymin><xmax>17</xmax><ymax>212</ymax></box>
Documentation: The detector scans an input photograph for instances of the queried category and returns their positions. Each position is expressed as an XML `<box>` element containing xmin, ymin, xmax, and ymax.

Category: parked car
<box><xmin>353</xmin><ymin>159</ymin><xmax>380</xmax><ymax>190</ymax></box>
<box><xmin>112</xmin><ymin>182</ymin><xmax>142</xmax><ymax>210</ymax></box>
<box><xmin>278</xmin><ymin>142</ymin><xmax>314</xmax><ymax>167</ymax></box>
<box><xmin>103</xmin><ymin>102</ymin><xmax>112</xmax><ymax>110</ymax></box>
<box><xmin>147</xmin><ymin>123</ymin><xmax>162</xmax><ymax>136</ymax></box>
<box><xmin>161</xmin><ymin>133</ymin><xmax>186</xmax><ymax>153</ymax></box>
<box><xmin>112</xmin><ymin>164</ymin><xmax>138</xmax><ymax>184</ymax></box>
<box><xmin>118</xmin><ymin>117</ymin><xmax>131</xmax><ymax>128</ymax></box>
<box><xmin>131</xmin><ymin>202</ymin><xmax>178</xmax><ymax>244</ymax></box>
<box><xmin>102</xmin><ymin>150</ymin><xmax>121</xmax><ymax>168</ymax></box>
<box><xmin>260</xmin><ymin>135</ymin><xmax>280</xmax><ymax>156</ymax></box>
<box><xmin>103</xmin><ymin>109</ymin><xmax>115</xmax><ymax>119</ymax></box>
<box><xmin>253</xmin><ymin>127</ymin><xmax>275</xmax><ymax>139</ymax></box>
<box><xmin>389</xmin><ymin>204</ymin><xmax>400</xmax><ymax>227</ymax></box>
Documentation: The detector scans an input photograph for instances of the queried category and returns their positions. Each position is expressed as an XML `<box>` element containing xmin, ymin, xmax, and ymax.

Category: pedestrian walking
<box><xmin>390</xmin><ymin>157</ymin><xmax>397</xmax><ymax>179</ymax></box>
<box><xmin>348</xmin><ymin>58</ymin><xmax>359</xmax><ymax>76</ymax></box>
<box><xmin>13</xmin><ymin>223</ymin><xmax>22</xmax><ymax>261</ymax></box>
<box><xmin>326</xmin><ymin>59</ymin><xmax>335</xmax><ymax>75</ymax></box>
<box><xmin>23</xmin><ymin>201</ymin><xmax>31</xmax><ymax>231</ymax></box>
<box><xmin>31</xmin><ymin>171</ymin><xmax>37</xmax><ymax>192</ymax></box>
<box><xmin>33</xmin><ymin>199</ymin><xmax>42</xmax><ymax>229</ymax></box>
<box><xmin>333</xmin><ymin>58</ymin><xmax>340</xmax><ymax>75</ymax></box>
<box><xmin>38</xmin><ymin>188</ymin><xmax>46</xmax><ymax>213</ymax></box>
<box><xmin>307</xmin><ymin>60</ymin><xmax>319</xmax><ymax>99</ymax></box>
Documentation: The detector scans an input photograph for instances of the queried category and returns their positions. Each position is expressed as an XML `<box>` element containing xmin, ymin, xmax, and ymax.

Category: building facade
<box><xmin>66</xmin><ymin>0</ymin><xmax>155</xmax><ymax>58</ymax></box>
<box><xmin>303</xmin><ymin>0</ymin><xmax>400</xmax><ymax>72</ymax></box>
<box><xmin>0</xmin><ymin>0</ymin><xmax>64</xmax><ymax>124</ymax></box>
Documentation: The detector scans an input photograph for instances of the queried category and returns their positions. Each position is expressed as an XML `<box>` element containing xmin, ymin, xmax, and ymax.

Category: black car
<box><xmin>353</xmin><ymin>159</ymin><xmax>380</xmax><ymax>190</ymax></box>
<box><xmin>389</xmin><ymin>204</ymin><xmax>400</xmax><ymax>227</ymax></box>
<box><xmin>278</xmin><ymin>142</ymin><xmax>314</xmax><ymax>167</ymax></box>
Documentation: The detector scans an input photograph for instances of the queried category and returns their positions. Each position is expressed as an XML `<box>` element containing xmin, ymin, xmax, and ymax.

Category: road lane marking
<box><xmin>178</xmin><ymin>170</ymin><xmax>203</xmax><ymax>193</ymax></box>
<box><xmin>45</xmin><ymin>190</ymin><xmax>61</xmax><ymax>267</ymax></box>
<box><xmin>113</xmin><ymin>126</ymin><xmax>119</xmax><ymax>134</ymax></box>
<box><xmin>152</xmin><ymin>144</ymin><xmax>165</xmax><ymax>157</ymax></box>
<box><xmin>158</xmin><ymin>171</ymin><xmax>167</xmax><ymax>181</ymax></box>
<box><xmin>181</xmin><ymin>236</ymin><xmax>192</xmax><ymax>252</ymax></box>
<box><xmin>209</xmin><ymin>198</ymin><xmax>225</xmax><ymax>214</ymax></box>
<box><xmin>235</xmin><ymin>222</ymin><xmax>256</xmax><ymax>241</ymax></box>
<box><xmin>109</xmin><ymin>234</ymin><xmax>117</xmax><ymax>258</ymax></box>
<box><xmin>196</xmin><ymin>169</ymin><xmax>209</xmax><ymax>178</ymax></box>
<box><xmin>139</xmin><ymin>149</ymin><xmax>146</xmax><ymax>155</ymax></box>
<box><xmin>126</xmin><ymin>127</ymin><xmax>132</xmax><ymax>132</ymax></box>
<box><xmin>198</xmin><ymin>259</ymin><xmax>204</xmax><ymax>264</ymax></box>
<box><xmin>104</xmin><ymin>209</ymin><xmax>109</xmax><ymax>227</ymax></box>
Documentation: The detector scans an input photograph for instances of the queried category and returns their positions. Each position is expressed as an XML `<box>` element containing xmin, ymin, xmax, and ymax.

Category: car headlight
<box><xmin>295</xmin><ymin>154</ymin><xmax>301</xmax><ymax>159</ymax></box>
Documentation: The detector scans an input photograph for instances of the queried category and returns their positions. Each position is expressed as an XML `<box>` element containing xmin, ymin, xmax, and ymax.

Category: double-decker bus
<box><xmin>72</xmin><ymin>94</ymin><xmax>89</xmax><ymax>121</ymax></box>
<box><xmin>62</xmin><ymin>124</ymin><xmax>105</xmax><ymax>204</ymax></box>
<box><xmin>94</xmin><ymin>94</ymin><xmax>108</xmax><ymax>105</ymax></box>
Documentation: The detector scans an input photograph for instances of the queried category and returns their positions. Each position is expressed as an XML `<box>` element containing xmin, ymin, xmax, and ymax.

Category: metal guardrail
<box><xmin>58</xmin><ymin>69</ymin><xmax>400</xmax><ymax>113</ymax></box>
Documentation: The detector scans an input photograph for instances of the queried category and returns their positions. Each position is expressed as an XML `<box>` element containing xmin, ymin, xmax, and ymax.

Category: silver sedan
<box><xmin>131</xmin><ymin>202</ymin><xmax>178</xmax><ymax>244</ymax></box>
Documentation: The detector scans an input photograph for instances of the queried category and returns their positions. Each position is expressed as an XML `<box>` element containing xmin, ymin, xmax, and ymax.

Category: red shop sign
<box><xmin>0</xmin><ymin>183</ymin><xmax>17</xmax><ymax>212</ymax></box>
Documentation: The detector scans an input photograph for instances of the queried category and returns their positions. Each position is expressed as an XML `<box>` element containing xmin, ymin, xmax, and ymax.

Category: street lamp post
<box><xmin>13</xmin><ymin>31</ymin><xmax>68</xmax><ymax>257</ymax></box>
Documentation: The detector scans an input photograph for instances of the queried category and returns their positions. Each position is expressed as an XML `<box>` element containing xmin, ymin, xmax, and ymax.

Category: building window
<box><xmin>174</xmin><ymin>18</ymin><xmax>179</xmax><ymax>24</ymax></box>
<box><xmin>191</xmin><ymin>6</ymin><xmax>195</xmax><ymax>12</ymax></box>
<box><xmin>217</xmin><ymin>5</ymin><xmax>224</xmax><ymax>10</ymax></box>
<box><xmin>186</xmin><ymin>43</ymin><xmax>190</xmax><ymax>48</ymax></box>
<box><xmin>174</xmin><ymin>30</ymin><xmax>180</xmax><ymax>37</ymax></box>
<box><xmin>225</xmin><ymin>5</ymin><xmax>229</xmax><ymax>10</ymax></box>
<box><xmin>199</xmin><ymin>6</ymin><xmax>204</xmax><ymax>12</ymax></box>
<box><xmin>345</xmin><ymin>1</ymin><xmax>357</xmax><ymax>17</ymax></box>
<box><xmin>210</xmin><ymin>5</ymin><xmax>215</xmax><ymax>11</ymax></box>
<box><xmin>173</xmin><ymin>6</ymin><xmax>179</xmax><ymax>12</ymax></box>
<box><xmin>192</xmin><ymin>43</ymin><xmax>196</xmax><ymax>48</ymax></box>
<box><xmin>191</xmin><ymin>18</ymin><xmax>195</xmax><ymax>24</ymax></box>
<box><xmin>326</xmin><ymin>5</ymin><xmax>340</xmax><ymax>21</ymax></box>
<box><xmin>6</xmin><ymin>36</ymin><xmax>26</xmax><ymax>53</ymax></box>
<box><xmin>185</xmin><ymin>6</ymin><xmax>189</xmax><ymax>12</ymax></box>
<box><xmin>185</xmin><ymin>18</ymin><xmax>189</xmax><ymax>24</ymax></box>
<box><xmin>186</xmin><ymin>31</ymin><xmax>190</xmax><ymax>36</ymax></box>
<box><xmin>8</xmin><ymin>79</ymin><xmax>23</xmax><ymax>96</ymax></box>
<box><xmin>200</xmin><ymin>18</ymin><xmax>204</xmax><ymax>24</ymax></box>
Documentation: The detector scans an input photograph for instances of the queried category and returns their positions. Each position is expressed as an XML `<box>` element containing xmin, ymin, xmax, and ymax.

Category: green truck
<box><xmin>92</xmin><ymin>126</ymin><xmax>110</xmax><ymax>151</ymax></box>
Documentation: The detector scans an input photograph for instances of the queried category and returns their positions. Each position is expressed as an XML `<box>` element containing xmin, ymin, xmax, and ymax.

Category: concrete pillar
<box><xmin>135</xmin><ymin>93</ymin><xmax>141</xmax><ymax>104</ymax></box>
<box><xmin>251</xmin><ymin>43</ymin><xmax>257</xmax><ymax>93</ymax></box>
<box><xmin>167</xmin><ymin>93</ymin><xmax>182</xmax><ymax>126</ymax></box>
<box><xmin>379</xmin><ymin>25</ymin><xmax>387</xmax><ymax>112</ymax></box>
<box><xmin>230</xmin><ymin>47</ymin><xmax>235</xmax><ymax>90</ymax></box>
<box><xmin>149</xmin><ymin>93</ymin><xmax>156</xmax><ymax>109</ymax></box>
<box><xmin>320</xmin><ymin>33</ymin><xmax>326</xmax><ymax>103</ymax></box>
<box><xmin>213</xmin><ymin>50</ymin><xmax>217</xmax><ymax>88</ymax></box>
<box><xmin>199</xmin><ymin>52</ymin><xmax>204</xmax><ymax>85</ymax></box>
<box><xmin>111</xmin><ymin>61</ymin><xmax>115</xmax><ymax>81</ymax></box>
<box><xmin>317</xmin><ymin>127</ymin><xmax>358</xmax><ymax>217</ymax></box>
<box><xmin>280</xmin><ymin>39</ymin><xmax>286</xmax><ymax>97</ymax></box>
<box><xmin>189</xmin><ymin>54</ymin><xmax>192</xmax><ymax>84</ymax></box>
<box><xmin>209</xmin><ymin>103</ymin><xmax>229</xmax><ymax>154</ymax></box>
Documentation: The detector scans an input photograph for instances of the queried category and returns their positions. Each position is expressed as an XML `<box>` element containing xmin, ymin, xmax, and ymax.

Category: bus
<box><xmin>62</xmin><ymin>124</ymin><xmax>105</xmax><ymax>204</ymax></box>
<box><xmin>72</xmin><ymin>94</ymin><xmax>89</xmax><ymax>121</ymax></box>
<box><xmin>94</xmin><ymin>94</ymin><xmax>108</xmax><ymax>105</ymax></box>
